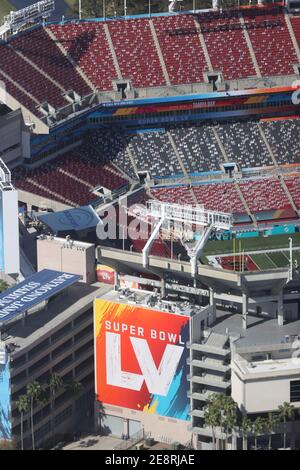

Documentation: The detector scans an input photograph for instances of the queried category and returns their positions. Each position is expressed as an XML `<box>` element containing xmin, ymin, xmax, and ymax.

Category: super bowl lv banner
<box><xmin>94</xmin><ymin>299</ymin><xmax>190</xmax><ymax>421</ymax></box>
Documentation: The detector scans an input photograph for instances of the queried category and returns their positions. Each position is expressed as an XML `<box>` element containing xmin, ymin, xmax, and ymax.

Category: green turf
<box><xmin>204</xmin><ymin>233</ymin><xmax>300</xmax><ymax>256</ymax></box>
<box><xmin>293</xmin><ymin>250</ymin><xmax>300</xmax><ymax>267</ymax></box>
<box><xmin>0</xmin><ymin>0</ymin><xmax>14</xmax><ymax>19</ymax></box>
<box><xmin>250</xmin><ymin>253</ymin><xmax>275</xmax><ymax>270</ymax></box>
<box><xmin>267</xmin><ymin>251</ymin><xmax>290</xmax><ymax>268</ymax></box>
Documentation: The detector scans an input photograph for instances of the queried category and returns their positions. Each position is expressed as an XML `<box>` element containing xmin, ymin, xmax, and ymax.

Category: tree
<box><xmin>0</xmin><ymin>280</ymin><xmax>8</xmax><ymax>293</ymax></box>
<box><xmin>222</xmin><ymin>396</ymin><xmax>237</xmax><ymax>449</ymax></box>
<box><xmin>253</xmin><ymin>417</ymin><xmax>265</xmax><ymax>450</ymax></box>
<box><xmin>241</xmin><ymin>416</ymin><xmax>252</xmax><ymax>451</ymax></box>
<box><xmin>278</xmin><ymin>402</ymin><xmax>295</xmax><ymax>450</ymax></box>
<box><xmin>26</xmin><ymin>381</ymin><xmax>43</xmax><ymax>450</ymax></box>
<box><xmin>66</xmin><ymin>379</ymin><xmax>83</xmax><ymax>397</ymax></box>
<box><xmin>204</xmin><ymin>393</ymin><xmax>238</xmax><ymax>450</ymax></box>
<box><xmin>204</xmin><ymin>399</ymin><xmax>219</xmax><ymax>450</ymax></box>
<box><xmin>49</xmin><ymin>374</ymin><xmax>64</xmax><ymax>443</ymax></box>
<box><xmin>16</xmin><ymin>395</ymin><xmax>29</xmax><ymax>450</ymax></box>
<box><xmin>266</xmin><ymin>413</ymin><xmax>278</xmax><ymax>451</ymax></box>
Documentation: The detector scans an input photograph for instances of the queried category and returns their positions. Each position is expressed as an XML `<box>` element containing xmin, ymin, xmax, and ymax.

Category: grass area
<box><xmin>204</xmin><ymin>233</ymin><xmax>300</xmax><ymax>257</ymax></box>
<box><xmin>251</xmin><ymin>253</ymin><xmax>275</xmax><ymax>270</ymax></box>
<box><xmin>268</xmin><ymin>251</ymin><xmax>289</xmax><ymax>267</ymax></box>
<box><xmin>251</xmin><ymin>249</ymin><xmax>300</xmax><ymax>270</ymax></box>
<box><xmin>0</xmin><ymin>0</ymin><xmax>15</xmax><ymax>19</ymax></box>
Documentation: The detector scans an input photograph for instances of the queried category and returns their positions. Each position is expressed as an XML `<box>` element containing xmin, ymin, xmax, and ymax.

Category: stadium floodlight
<box><xmin>289</xmin><ymin>237</ymin><xmax>293</xmax><ymax>280</ymax></box>
<box><xmin>3</xmin><ymin>0</ymin><xmax>55</xmax><ymax>35</ymax></box>
<box><xmin>142</xmin><ymin>201</ymin><xmax>232</xmax><ymax>276</ymax></box>
<box><xmin>168</xmin><ymin>0</ymin><xmax>183</xmax><ymax>13</ymax></box>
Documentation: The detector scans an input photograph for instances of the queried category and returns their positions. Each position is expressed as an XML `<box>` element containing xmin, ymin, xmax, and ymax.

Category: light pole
<box><xmin>79</xmin><ymin>0</ymin><xmax>82</xmax><ymax>20</ymax></box>
<box><xmin>124</xmin><ymin>0</ymin><xmax>127</xmax><ymax>17</ymax></box>
<box><xmin>289</xmin><ymin>237</ymin><xmax>293</xmax><ymax>280</ymax></box>
<box><xmin>149</xmin><ymin>0</ymin><xmax>151</xmax><ymax>17</ymax></box>
<box><xmin>103</xmin><ymin>0</ymin><xmax>106</xmax><ymax>20</ymax></box>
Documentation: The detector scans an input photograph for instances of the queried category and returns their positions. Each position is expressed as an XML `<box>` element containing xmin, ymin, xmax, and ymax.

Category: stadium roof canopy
<box><xmin>37</xmin><ymin>205</ymin><xmax>102</xmax><ymax>234</ymax></box>
<box><xmin>0</xmin><ymin>269</ymin><xmax>81</xmax><ymax>324</ymax></box>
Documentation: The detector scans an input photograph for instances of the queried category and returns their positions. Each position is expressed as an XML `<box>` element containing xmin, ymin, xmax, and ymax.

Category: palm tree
<box><xmin>26</xmin><ymin>380</ymin><xmax>43</xmax><ymax>450</ymax></box>
<box><xmin>266</xmin><ymin>413</ymin><xmax>278</xmax><ymax>450</ymax></box>
<box><xmin>66</xmin><ymin>379</ymin><xmax>83</xmax><ymax>397</ymax></box>
<box><xmin>253</xmin><ymin>417</ymin><xmax>265</xmax><ymax>450</ymax></box>
<box><xmin>278</xmin><ymin>402</ymin><xmax>295</xmax><ymax>449</ymax></box>
<box><xmin>204</xmin><ymin>393</ymin><xmax>238</xmax><ymax>450</ymax></box>
<box><xmin>204</xmin><ymin>401</ymin><xmax>219</xmax><ymax>450</ymax></box>
<box><xmin>222</xmin><ymin>396</ymin><xmax>237</xmax><ymax>450</ymax></box>
<box><xmin>49</xmin><ymin>374</ymin><xmax>63</xmax><ymax>443</ymax></box>
<box><xmin>0</xmin><ymin>280</ymin><xmax>8</xmax><ymax>293</ymax></box>
<box><xmin>16</xmin><ymin>395</ymin><xmax>29</xmax><ymax>450</ymax></box>
<box><xmin>241</xmin><ymin>416</ymin><xmax>252</xmax><ymax>451</ymax></box>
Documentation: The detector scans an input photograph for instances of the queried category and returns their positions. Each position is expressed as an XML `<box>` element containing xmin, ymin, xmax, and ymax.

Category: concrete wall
<box><xmin>2</xmin><ymin>188</ymin><xmax>20</xmax><ymax>275</ymax></box>
<box><xmin>37</xmin><ymin>238</ymin><xmax>96</xmax><ymax>283</ymax></box>
<box><xmin>232</xmin><ymin>367</ymin><xmax>300</xmax><ymax>413</ymax></box>
<box><xmin>98</xmin><ymin>403</ymin><xmax>191</xmax><ymax>445</ymax></box>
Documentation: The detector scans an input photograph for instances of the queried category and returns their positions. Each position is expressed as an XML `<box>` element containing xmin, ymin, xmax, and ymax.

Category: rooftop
<box><xmin>97</xmin><ymin>288</ymin><xmax>207</xmax><ymax>318</ymax></box>
<box><xmin>212</xmin><ymin>309</ymin><xmax>300</xmax><ymax>349</ymax></box>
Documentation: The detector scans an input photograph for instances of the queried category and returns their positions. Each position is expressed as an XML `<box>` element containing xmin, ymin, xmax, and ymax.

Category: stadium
<box><xmin>0</xmin><ymin>0</ymin><xmax>299</xmax><ymax>451</ymax></box>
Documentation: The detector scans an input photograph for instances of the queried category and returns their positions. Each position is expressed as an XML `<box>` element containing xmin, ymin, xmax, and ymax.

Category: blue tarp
<box><xmin>0</xmin><ymin>269</ymin><xmax>80</xmax><ymax>323</ymax></box>
<box><xmin>37</xmin><ymin>205</ymin><xmax>101</xmax><ymax>234</ymax></box>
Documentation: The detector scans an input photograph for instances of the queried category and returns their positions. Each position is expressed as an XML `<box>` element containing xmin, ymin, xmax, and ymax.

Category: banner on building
<box><xmin>94</xmin><ymin>299</ymin><xmax>190</xmax><ymax>421</ymax></box>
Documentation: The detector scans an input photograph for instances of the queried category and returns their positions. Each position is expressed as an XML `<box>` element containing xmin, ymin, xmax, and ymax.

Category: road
<box><xmin>9</xmin><ymin>0</ymin><xmax>76</xmax><ymax>20</ymax></box>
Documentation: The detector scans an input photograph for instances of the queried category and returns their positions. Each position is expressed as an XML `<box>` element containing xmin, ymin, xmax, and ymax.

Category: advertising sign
<box><xmin>96</xmin><ymin>265</ymin><xmax>116</xmax><ymax>285</ymax></box>
<box><xmin>94</xmin><ymin>299</ymin><xmax>190</xmax><ymax>421</ymax></box>
<box><xmin>0</xmin><ymin>269</ymin><xmax>80</xmax><ymax>323</ymax></box>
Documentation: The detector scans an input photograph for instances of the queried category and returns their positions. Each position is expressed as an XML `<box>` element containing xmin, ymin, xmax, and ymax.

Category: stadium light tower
<box><xmin>142</xmin><ymin>201</ymin><xmax>232</xmax><ymax>277</ymax></box>
<box><xmin>289</xmin><ymin>237</ymin><xmax>293</xmax><ymax>280</ymax></box>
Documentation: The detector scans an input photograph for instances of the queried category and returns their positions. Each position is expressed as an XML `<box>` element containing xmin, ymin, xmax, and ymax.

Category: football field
<box><xmin>204</xmin><ymin>233</ymin><xmax>300</xmax><ymax>271</ymax></box>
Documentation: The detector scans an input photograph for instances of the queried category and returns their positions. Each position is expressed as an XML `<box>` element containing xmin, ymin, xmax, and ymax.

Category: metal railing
<box><xmin>113</xmin><ymin>429</ymin><xmax>144</xmax><ymax>451</ymax></box>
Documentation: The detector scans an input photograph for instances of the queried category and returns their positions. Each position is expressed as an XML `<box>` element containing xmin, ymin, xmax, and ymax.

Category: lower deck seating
<box><xmin>284</xmin><ymin>176</ymin><xmax>300</xmax><ymax>209</ymax></box>
<box><xmin>151</xmin><ymin>176</ymin><xmax>295</xmax><ymax>216</ymax></box>
<box><xmin>239</xmin><ymin>178</ymin><xmax>291</xmax><ymax>213</ymax></box>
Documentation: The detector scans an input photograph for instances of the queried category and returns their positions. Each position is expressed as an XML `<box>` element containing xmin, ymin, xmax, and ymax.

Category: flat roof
<box><xmin>212</xmin><ymin>309</ymin><xmax>300</xmax><ymax>349</ymax></box>
<box><xmin>37</xmin><ymin>235</ymin><xmax>94</xmax><ymax>250</ymax></box>
<box><xmin>96</xmin><ymin>288</ymin><xmax>206</xmax><ymax>318</ymax></box>
<box><xmin>236</xmin><ymin>357</ymin><xmax>300</xmax><ymax>375</ymax></box>
<box><xmin>37</xmin><ymin>205</ymin><xmax>102</xmax><ymax>234</ymax></box>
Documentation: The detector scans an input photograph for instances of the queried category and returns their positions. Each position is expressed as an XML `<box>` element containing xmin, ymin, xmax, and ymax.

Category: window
<box><xmin>290</xmin><ymin>380</ymin><xmax>300</xmax><ymax>402</ymax></box>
